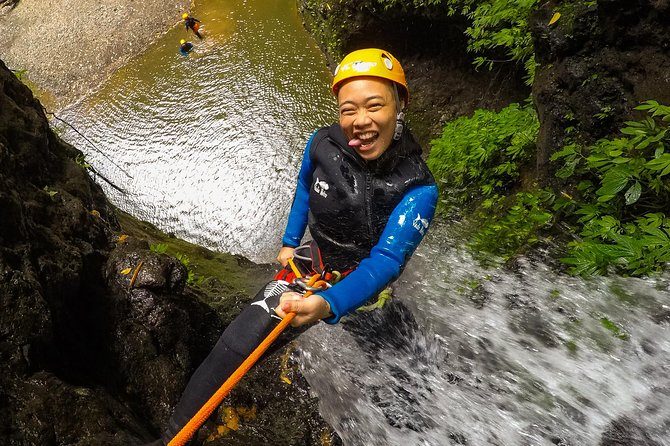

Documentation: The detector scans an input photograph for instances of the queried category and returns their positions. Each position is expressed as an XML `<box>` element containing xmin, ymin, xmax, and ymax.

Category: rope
<box><xmin>44</xmin><ymin>108</ymin><xmax>134</xmax><ymax>180</ymax></box>
<box><xmin>167</xmin><ymin>271</ymin><xmax>323</xmax><ymax>446</ymax></box>
<box><xmin>42</xmin><ymin>108</ymin><xmax>133</xmax><ymax>195</ymax></box>
<box><xmin>287</xmin><ymin>257</ymin><xmax>302</xmax><ymax>278</ymax></box>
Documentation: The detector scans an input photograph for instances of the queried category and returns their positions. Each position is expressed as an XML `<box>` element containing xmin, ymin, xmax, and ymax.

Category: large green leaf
<box><xmin>645</xmin><ymin>153</ymin><xmax>670</xmax><ymax>175</ymax></box>
<box><xmin>624</xmin><ymin>181</ymin><xmax>642</xmax><ymax>205</ymax></box>
<box><xmin>597</xmin><ymin>166</ymin><xmax>630</xmax><ymax>197</ymax></box>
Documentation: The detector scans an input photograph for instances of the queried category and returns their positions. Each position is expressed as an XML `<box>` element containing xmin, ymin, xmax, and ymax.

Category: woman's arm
<box><xmin>280</xmin><ymin>131</ymin><xmax>317</xmax><ymax>249</ymax></box>
<box><xmin>318</xmin><ymin>183</ymin><xmax>438</xmax><ymax>323</ymax></box>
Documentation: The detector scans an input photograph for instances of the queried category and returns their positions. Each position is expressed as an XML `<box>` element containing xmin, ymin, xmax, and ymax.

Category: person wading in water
<box><xmin>179</xmin><ymin>39</ymin><xmax>193</xmax><ymax>56</ymax></box>
<box><xmin>182</xmin><ymin>13</ymin><xmax>202</xmax><ymax>39</ymax></box>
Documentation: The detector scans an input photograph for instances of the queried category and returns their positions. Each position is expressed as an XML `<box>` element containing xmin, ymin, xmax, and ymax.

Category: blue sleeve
<box><xmin>319</xmin><ymin>183</ymin><xmax>438</xmax><ymax>323</ymax></box>
<box><xmin>281</xmin><ymin>132</ymin><xmax>316</xmax><ymax>247</ymax></box>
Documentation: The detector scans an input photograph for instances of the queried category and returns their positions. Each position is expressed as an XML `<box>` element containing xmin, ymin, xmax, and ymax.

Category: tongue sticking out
<box><xmin>348</xmin><ymin>138</ymin><xmax>362</xmax><ymax>148</ymax></box>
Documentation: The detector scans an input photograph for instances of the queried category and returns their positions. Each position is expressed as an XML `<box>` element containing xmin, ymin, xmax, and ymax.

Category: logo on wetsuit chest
<box><xmin>413</xmin><ymin>213</ymin><xmax>429</xmax><ymax>235</ymax></box>
<box><xmin>314</xmin><ymin>177</ymin><xmax>329</xmax><ymax>198</ymax></box>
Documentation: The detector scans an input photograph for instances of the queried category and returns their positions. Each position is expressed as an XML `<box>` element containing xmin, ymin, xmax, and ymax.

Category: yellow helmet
<box><xmin>180</xmin><ymin>39</ymin><xmax>186</xmax><ymax>45</ymax></box>
<box><xmin>331</xmin><ymin>48</ymin><xmax>408</xmax><ymax>102</ymax></box>
<box><xmin>182</xmin><ymin>13</ymin><xmax>189</xmax><ymax>20</ymax></box>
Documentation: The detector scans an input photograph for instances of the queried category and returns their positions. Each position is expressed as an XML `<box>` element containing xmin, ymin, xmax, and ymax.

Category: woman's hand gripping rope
<box><xmin>275</xmin><ymin>258</ymin><xmax>332</xmax><ymax>327</ymax></box>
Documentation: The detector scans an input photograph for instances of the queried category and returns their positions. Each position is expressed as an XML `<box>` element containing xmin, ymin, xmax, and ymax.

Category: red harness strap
<box><xmin>273</xmin><ymin>241</ymin><xmax>350</xmax><ymax>283</ymax></box>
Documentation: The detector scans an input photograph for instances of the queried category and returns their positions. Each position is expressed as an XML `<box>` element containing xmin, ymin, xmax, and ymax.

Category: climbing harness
<box><xmin>167</xmin><ymin>243</ymin><xmax>339</xmax><ymax>446</ymax></box>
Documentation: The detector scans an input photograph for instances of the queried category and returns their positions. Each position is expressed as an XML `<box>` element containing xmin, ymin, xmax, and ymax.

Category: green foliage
<box><xmin>377</xmin><ymin>0</ymin><xmax>539</xmax><ymax>85</ymax></box>
<box><xmin>551</xmin><ymin>100</ymin><xmax>670</xmax><ymax>276</ymax></box>
<box><xmin>427</xmin><ymin>101</ymin><xmax>548</xmax><ymax>261</ymax></box>
<box><xmin>457</xmin><ymin>0</ymin><xmax>538</xmax><ymax>83</ymax></box>
<box><xmin>303</xmin><ymin>0</ymin><xmax>539</xmax><ymax>82</ymax></box>
<box><xmin>427</xmin><ymin>101</ymin><xmax>538</xmax><ymax>208</ymax></box>
<box><xmin>599</xmin><ymin>317</ymin><xmax>628</xmax><ymax>340</ymax></box>
<box><xmin>564</xmin><ymin>339</ymin><xmax>578</xmax><ymax>355</ymax></box>
<box><xmin>43</xmin><ymin>186</ymin><xmax>58</xmax><ymax>198</ymax></box>
<box><xmin>151</xmin><ymin>244</ymin><xmax>204</xmax><ymax>285</ymax></box>
<box><xmin>12</xmin><ymin>69</ymin><xmax>28</xmax><ymax>81</ymax></box>
<box><xmin>150</xmin><ymin>243</ymin><xmax>168</xmax><ymax>254</ymax></box>
<box><xmin>74</xmin><ymin>153</ymin><xmax>91</xmax><ymax>169</ymax></box>
<box><xmin>299</xmin><ymin>0</ymin><xmax>351</xmax><ymax>62</ymax></box>
<box><xmin>175</xmin><ymin>252</ymin><xmax>205</xmax><ymax>286</ymax></box>
<box><xmin>427</xmin><ymin>98</ymin><xmax>670</xmax><ymax>277</ymax></box>
<box><xmin>560</xmin><ymin>214</ymin><xmax>670</xmax><ymax>276</ymax></box>
<box><xmin>470</xmin><ymin>190</ymin><xmax>553</xmax><ymax>263</ymax></box>
<box><xmin>378</xmin><ymin>0</ymin><xmax>539</xmax><ymax>82</ymax></box>
<box><xmin>175</xmin><ymin>252</ymin><xmax>191</xmax><ymax>268</ymax></box>
<box><xmin>50</xmin><ymin>124</ymin><xmax>66</xmax><ymax>136</ymax></box>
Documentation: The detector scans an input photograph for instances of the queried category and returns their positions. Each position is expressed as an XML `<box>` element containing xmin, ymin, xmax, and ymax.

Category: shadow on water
<box><xmin>59</xmin><ymin>0</ymin><xmax>335</xmax><ymax>263</ymax></box>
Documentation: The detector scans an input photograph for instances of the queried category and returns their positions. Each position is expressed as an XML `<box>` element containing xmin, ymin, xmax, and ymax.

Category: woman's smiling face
<box><xmin>337</xmin><ymin>76</ymin><xmax>398</xmax><ymax>161</ymax></box>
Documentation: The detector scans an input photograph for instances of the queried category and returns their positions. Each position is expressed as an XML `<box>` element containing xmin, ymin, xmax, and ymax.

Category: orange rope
<box><xmin>287</xmin><ymin>257</ymin><xmax>302</xmax><ymax>278</ymax></box>
<box><xmin>167</xmin><ymin>271</ymin><xmax>322</xmax><ymax>446</ymax></box>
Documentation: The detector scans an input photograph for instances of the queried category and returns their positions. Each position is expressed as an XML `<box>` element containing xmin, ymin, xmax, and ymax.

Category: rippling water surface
<box><xmin>61</xmin><ymin>0</ymin><xmax>335</xmax><ymax>262</ymax></box>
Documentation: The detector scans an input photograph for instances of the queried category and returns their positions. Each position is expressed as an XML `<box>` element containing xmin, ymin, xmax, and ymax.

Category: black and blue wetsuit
<box><xmin>184</xmin><ymin>17</ymin><xmax>202</xmax><ymax>39</ymax></box>
<box><xmin>158</xmin><ymin>124</ymin><xmax>437</xmax><ymax>444</ymax></box>
<box><xmin>179</xmin><ymin>42</ymin><xmax>193</xmax><ymax>56</ymax></box>
<box><xmin>283</xmin><ymin>123</ymin><xmax>438</xmax><ymax>322</ymax></box>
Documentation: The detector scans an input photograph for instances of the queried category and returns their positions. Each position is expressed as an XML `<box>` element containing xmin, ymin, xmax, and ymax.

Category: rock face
<box><xmin>0</xmin><ymin>57</ymin><xmax>154</xmax><ymax>445</ymax></box>
<box><xmin>530</xmin><ymin>0</ymin><xmax>670</xmax><ymax>180</ymax></box>
<box><xmin>0</xmin><ymin>60</ymin><xmax>337</xmax><ymax>445</ymax></box>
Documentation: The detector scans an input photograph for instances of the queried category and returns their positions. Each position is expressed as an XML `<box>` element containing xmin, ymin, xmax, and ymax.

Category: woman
<box><xmin>150</xmin><ymin>48</ymin><xmax>438</xmax><ymax>445</ymax></box>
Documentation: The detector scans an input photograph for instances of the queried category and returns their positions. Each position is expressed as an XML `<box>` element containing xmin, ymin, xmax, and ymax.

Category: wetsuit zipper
<box><xmin>327</xmin><ymin>136</ymin><xmax>375</xmax><ymax>243</ymax></box>
<box><xmin>364</xmin><ymin>172</ymin><xmax>373</xmax><ymax>244</ymax></box>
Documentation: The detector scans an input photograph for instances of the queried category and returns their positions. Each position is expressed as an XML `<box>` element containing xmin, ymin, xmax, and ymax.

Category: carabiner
<box><xmin>293</xmin><ymin>276</ymin><xmax>330</xmax><ymax>293</ymax></box>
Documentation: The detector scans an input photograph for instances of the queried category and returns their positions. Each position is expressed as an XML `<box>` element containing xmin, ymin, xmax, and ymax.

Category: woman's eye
<box><xmin>340</xmin><ymin>108</ymin><xmax>355</xmax><ymax>116</ymax></box>
<box><xmin>368</xmin><ymin>103</ymin><xmax>383</xmax><ymax>111</ymax></box>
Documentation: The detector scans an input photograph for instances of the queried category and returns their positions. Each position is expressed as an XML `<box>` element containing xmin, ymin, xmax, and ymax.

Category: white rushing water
<box><xmin>59</xmin><ymin>0</ymin><xmax>335</xmax><ymax>263</ymax></box>
<box><xmin>299</xmin><ymin>223</ymin><xmax>670</xmax><ymax>446</ymax></box>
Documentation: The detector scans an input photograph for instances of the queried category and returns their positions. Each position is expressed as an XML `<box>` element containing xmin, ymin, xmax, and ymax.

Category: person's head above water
<box><xmin>182</xmin><ymin>13</ymin><xmax>189</xmax><ymax>20</ymax></box>
<box><xmin>331</xmin><ymin>48</ymin><xmax>408</xmax><ymax>161</ymax></box>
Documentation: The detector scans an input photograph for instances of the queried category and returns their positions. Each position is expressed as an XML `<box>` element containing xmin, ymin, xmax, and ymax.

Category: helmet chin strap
<box><xmin>392</xmin><ymin>84</ymin><xmax>405</xmax><ymax>141</ymax></box>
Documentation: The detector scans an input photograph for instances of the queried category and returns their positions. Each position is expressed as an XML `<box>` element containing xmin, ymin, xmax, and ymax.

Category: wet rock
<box><xmin>9</xmin><ymin>371</ymin><xmax>152</xmax><ymax>446</ymax></box>
<box><xmin>651</xmin><ymin>307</ymin><xmax>670</xmax><ymax>325</ymax></box>
<box><xmin>503</xmin><ymin>292</ymin><xmax>560</xmax><ymax>348</ymax></box>
<box><xmin>530</xmin><ymin>0</ymin><xmax>670</xmax><ymax>180</ymax></box>
<box><xmin>0</xmin><ymin>59</ymin><xmax>337</xmax><ymax>445</ymax></box>
<box><xmin>203</xmin><ymin>349</ymin><xmax>343</xmax><ymax>446</ymax></box>
<box><xmin>0</xmin><ymin>0</ymin><xmax>20</xmax><ymax>12</ymax></box>
<box><xmin>106</xmin><ymin>237</ymin><xmax>188</xmax><ymax>294</ymax></box>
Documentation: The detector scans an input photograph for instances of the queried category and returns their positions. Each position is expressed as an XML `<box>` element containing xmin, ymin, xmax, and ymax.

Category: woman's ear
<box><xmin>396</xmin><ymin>92</ymin><xmax>407</xmax><ymax>111</ymax></box>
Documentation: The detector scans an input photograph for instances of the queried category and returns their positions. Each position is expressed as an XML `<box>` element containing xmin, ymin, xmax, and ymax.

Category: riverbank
<box><xmin>0</xmin><ymin>0</ymin><xmax>193</xmax><ymax>110</ymax></box>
